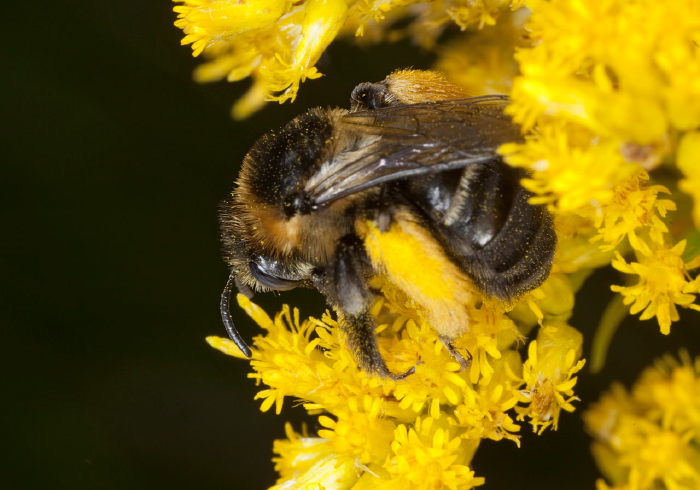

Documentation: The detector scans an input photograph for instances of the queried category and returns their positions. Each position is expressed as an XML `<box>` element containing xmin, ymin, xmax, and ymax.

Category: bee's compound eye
<box><xmin>249</xmin><ymin>261</ymin><xmax>301</xmax><ymax>291</ymax></box>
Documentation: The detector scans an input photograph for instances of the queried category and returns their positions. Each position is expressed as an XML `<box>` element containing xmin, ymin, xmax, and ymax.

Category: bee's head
<box><xmin>218</xmin><ymin>185</ymin><xmax>312</xmax><ymax>359</ymax></box>
<box><xmin>220</xmin><ymin>106</ymin><xmax>355</xmax><ymax>296</ymax></box>
<box><xmin>219</xmin><ymin>195</ymin><xmax>314</xmax><ymax>294</ymax></box>
<box><xmin>218</xmin><ymin>109</ymin><xmax>334</xmax><ymax>293</ymax></box>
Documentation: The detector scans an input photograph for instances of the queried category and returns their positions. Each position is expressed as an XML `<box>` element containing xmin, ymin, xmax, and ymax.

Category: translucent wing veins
<box><xmin>304</xmin><ymin>96</ymin><xmax>523</xmax><ymax>206</ymax></box>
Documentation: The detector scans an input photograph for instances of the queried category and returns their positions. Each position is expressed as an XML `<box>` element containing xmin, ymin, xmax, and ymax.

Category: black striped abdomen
<box><xmin>402</xmin><ymin>160</ymin><xmax>556</xmax><ymax>300</ymax></box>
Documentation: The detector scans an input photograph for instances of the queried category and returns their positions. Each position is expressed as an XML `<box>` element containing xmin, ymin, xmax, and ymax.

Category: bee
<box><xmin>219</xmin><ymin>69</ymin><xmax>556</xmax><ymax>379</ymax></box>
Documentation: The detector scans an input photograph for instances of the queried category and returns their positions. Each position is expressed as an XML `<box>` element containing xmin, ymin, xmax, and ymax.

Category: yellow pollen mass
<box><xmin>364</xmin><ymin>221</ymin><xmax>459</xmax><ymax>301</ymax></box>
<box><xmin>362</xmin><ymin>217</ymin><xmax>476</xmax><ymax>340</ymax></box>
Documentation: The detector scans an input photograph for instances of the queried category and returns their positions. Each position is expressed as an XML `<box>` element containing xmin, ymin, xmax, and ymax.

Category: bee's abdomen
<box><xmin>405</xmin><ymin>160</ymin><xmax>556</xmax><ymax>301</ymax></box>
<box><xmin>473</xmin><ymin>186</ymin><xmax>556</xmax><ymax>299</ymax></box>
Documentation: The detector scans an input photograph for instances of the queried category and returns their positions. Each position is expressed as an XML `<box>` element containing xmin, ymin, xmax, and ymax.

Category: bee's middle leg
<box><xmin>315</xmin><ymin>234</ymin><xmax>414</xmax><ymax>380</ymax></box>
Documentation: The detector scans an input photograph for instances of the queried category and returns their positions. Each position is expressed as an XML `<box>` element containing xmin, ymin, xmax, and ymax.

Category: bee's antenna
<box><xmin>220</xmin><ymin>270</ymin><xmax>253</xmax><ymax>358</ymax></box>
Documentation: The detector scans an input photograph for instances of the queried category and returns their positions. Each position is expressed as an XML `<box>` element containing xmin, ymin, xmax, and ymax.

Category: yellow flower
<box><xmin>593</xmin><ymin>172</ymin><xmax>676</xmax><ymax>253</ymax></box>
<box><xmin>634</xmin><ymin>356</ymin><xmax>700</xmax><ymax>445</ymax></box>
<box><xmin>317</xmin><ymin>396</ymin><xmax>396</xmax><ymax>465</ymax></box>
<box><xmin>174</xmin><ymin>0</ymin><xmax>348</xmax><ymax>117</ymax></box>
<box><xmin>208</xmin><ymin>271</ymin><xmax>585</xmax><ymax>487</ymax></box>
<box><xmin>436</xmin><ymin>11</ymin><xmax>528</xmax><ymax>96</ymax></box>
<box><xmin>491</xmin><ymin>0</ymin><xmax>700</xmax><ymax>337</ymax></box>
<box><xmin>443</xmin><ymin>0</ymin><xmax>515</xmax><ymax>30</ymax></box>
<box><xmin>500</xmin><ymin>122</ymin><xmax>639</xmax><ymax>214</ymax></box>
<box><xmin>174</xmin><ymin>0</ymin><xmax>525</xmax><ymax>116</ymax></box>
<box><xmin>515</xmin><ymin>321</ymin><xmax>585</xmax><ymax>433</ymax></box>
<box><xmin>549</xmin><ymin>213</ymin><xmax>615</xmax><ymax>275</ymax></box>
<box><xmin>387</xmin><ymin>317</ymin><xmax>473</xmax><ymax>412</ymax></box>
<box><xmin>451</xmin><ymin>351</ymin><xmax>523</xmax><ymax>445</ymax></box>
<box><xmin>270</xmin><ymin>424</ymin><xmax>358</xmax><ymax>489</ymax></box>
<box><xmin>584</xmin><ymin>353</ymin><xmax>700</xmax><ymax>490</ymax></box>
<box><xmin>174</xmin><ymin>0</ymin><xmax>292</xmax><ymax>57</ymax></box>
<box><xmin>611</xmin><ymin>241</ymin><xmax>700</xmax><ymax>334</ymax></box>
<box><xmin>383</xmin><ymin>416</ymin><xmax>485</xmax><ymax>490</ymax></box>
<box><xmin>510</xmin><ymin>0</ymin><xmax>700</xmax><ymax>143</ymax></box>
<box><xmin>210</xmin><ymin>296</ymin><xmax>386</xmax><ymax>416</ymax></box>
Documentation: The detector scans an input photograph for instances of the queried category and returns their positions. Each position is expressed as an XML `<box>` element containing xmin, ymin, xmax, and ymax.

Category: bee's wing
<box><xmin>306</xmin><ymin>95</ymin><xmax>523</xmax><ymax>205</ymax></box>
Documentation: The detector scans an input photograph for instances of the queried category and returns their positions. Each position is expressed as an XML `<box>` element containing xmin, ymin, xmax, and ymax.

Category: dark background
<box><xmin>4</xmin><ymin>1</ymin><xmax>699</xmax><ymax>489</ymax></box>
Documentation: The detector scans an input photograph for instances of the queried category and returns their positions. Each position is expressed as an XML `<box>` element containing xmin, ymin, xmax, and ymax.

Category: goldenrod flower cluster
<box><xmin>584</xmin><ymin>352</ymin><xmax>700</xmax><ymax>490</ymax></box>
<box><xmin>495</xmin><ymin>0</ymin><xmax>700</xmax><ymax>337</ymax></box>
<box><xmin>208</xmin><ymin>268</ymin><xmax>583</xmax><ymax>488</ymax></box>
<box><xmin>173</xmin><ymin>0</ymin><xmax>520</xmax><ymax>118</ymax></box>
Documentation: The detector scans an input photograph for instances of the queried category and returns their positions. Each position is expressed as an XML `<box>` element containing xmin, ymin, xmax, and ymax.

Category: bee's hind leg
<box><xmin>439</xmin><ymin>336</ymin><xmax>471</xmax><ymax>371</ymax></box>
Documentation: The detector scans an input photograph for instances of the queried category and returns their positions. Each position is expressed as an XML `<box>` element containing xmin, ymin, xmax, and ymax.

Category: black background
<box><xmin>4</xmin><ymin>1</ymin><xmax>700</xmax><ymax>489</ymax></box>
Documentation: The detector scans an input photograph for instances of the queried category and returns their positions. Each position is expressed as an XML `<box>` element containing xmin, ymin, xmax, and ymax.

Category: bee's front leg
<box><xmin>234</xmin><ymin>276</ymin><xmax>254</xmax><ymax>299</ymax></box>
<box><xmin>314</xmin><ymin>235</ymin><xmax>414</xmax><ymax>380</ymax></box>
